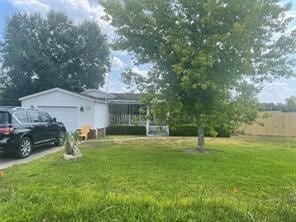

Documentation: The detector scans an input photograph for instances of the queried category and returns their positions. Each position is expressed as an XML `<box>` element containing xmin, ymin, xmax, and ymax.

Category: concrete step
<box><xmin>148</xmin><ymin>125</ymin><xmax>169</xmax><ymax>136</ymax></box>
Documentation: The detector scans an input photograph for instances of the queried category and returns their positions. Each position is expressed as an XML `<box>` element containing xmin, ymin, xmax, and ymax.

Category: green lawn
<box><xmin>0</xmin><ymin>136</ymin><xmax>295</xmax><ymax>221</ymax></box>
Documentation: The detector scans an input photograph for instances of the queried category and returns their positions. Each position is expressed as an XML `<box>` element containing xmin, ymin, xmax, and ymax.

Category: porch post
<box><xmin>146</xmin><ymin>106</ymin><xmax>150</xmax><ymax>136</ymax></box>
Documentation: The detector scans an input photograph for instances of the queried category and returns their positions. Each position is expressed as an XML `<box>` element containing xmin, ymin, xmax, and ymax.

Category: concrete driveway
<box><xmin>0</xmin><ymin>145</ymin><xmax>63</xmax><ymax>170</ymax></box>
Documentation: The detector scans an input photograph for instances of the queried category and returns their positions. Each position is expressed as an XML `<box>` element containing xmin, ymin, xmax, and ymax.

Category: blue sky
<box><xmin>0</xmin><ymin>0</ymin><xmax>295</xmax><ymax>103</ymax></box>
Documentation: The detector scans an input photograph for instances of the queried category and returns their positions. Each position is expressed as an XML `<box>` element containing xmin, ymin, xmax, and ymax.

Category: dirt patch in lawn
<box><xmin>183</xmin><ymin>148</ymin><xmax>217</xmax><ymax>155</ymax></box>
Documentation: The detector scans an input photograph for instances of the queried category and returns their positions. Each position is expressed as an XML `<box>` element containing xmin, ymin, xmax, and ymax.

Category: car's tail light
<box><xmin>0</xmin><ymin>127</ymin><xmax>14</xmax><ymax>135</ymax></box>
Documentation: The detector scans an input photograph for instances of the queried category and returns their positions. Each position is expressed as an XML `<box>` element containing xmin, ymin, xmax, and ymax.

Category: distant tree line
<box><xmin>260</xmin><ymin>103</ymin><xmax>284</xmax><ymax>111</ymax></box>
<box><xmin>261</xmin><ymin>96</ymin><xmax>296</xmax><ymax>112</ymax></box>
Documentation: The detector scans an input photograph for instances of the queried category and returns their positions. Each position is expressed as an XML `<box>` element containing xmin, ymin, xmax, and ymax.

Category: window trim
<box><xmin>12</xmin><ymin>111</ymin><xmax>30</xmax><ymax>124</ymax></box>
<box><xmin>38</xmin><ymin>111</ymin><xmax>52</xmax><ymax>123</ymax></box>
<box><xmin>28</xmin><ymin>110</ymin><xmax>41</xmax><ymax>123</ymax></box>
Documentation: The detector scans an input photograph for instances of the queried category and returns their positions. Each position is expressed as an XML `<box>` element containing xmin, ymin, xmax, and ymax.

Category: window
<box><xmin>0</xmin><ymin>112</ymin><xmax>9</xmax><ymax>124</ymax></box>
<box><xmin>29</xmin><ymin>110</ymin><xmax>41</xmax><ymax>123</ymax></box>
<box><xmin>39</xmin><ymin>111</ymin><xmax>52</xmax><ymax>122</ymax></box>
<box><xmin>14</xmin><ymin>111</ymin><xmax>29</xmax><ymax>123</ymax></box>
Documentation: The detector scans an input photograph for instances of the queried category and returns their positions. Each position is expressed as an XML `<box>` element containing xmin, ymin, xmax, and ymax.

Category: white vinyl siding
<box><xmin>21</xmin><ymin>89</ymin><xmax>108</xmax><ymax>131</ymax></box>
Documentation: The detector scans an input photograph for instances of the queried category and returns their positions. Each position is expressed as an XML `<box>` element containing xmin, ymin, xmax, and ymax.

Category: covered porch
<box><xmin>109</xmin><ymin>103</ymin><xmax>146</xmax><ymax>126</ymax></box>
<box><xmin>108</xmin><ymin>93</ymin><xmax>169</xmax><ymax>135</ymax></box>
<box><xmin>109</xmin><ymin>103</ymin><xmax>169</xmax><ymax>136</ymax></box>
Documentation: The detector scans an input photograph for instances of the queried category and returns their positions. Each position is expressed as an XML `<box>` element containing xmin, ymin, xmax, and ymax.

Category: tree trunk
<box><xmin>197</xmin><ymin>125</ymin><xmax>205</xmax><ymax>152</ymax></box>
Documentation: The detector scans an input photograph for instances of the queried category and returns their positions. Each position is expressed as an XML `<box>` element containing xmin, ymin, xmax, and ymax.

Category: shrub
<box><xmin>169</xmin><ymin>125</ymin><xmax>197</xmax><ymax>137</ymax></box>
<box><xmin>169</xmin><ymin>125</ymin><xmax>232</xmax><ymax>137</ymax></box>
<box><xmin>214</xmin><ymin>126</ymin><xmax>232</xmax><ymax>137</ymax></box>
<box><xmin>107</xmin><ymin>125</ymin><xmax>146</xmax><ymax>135</ymax></box>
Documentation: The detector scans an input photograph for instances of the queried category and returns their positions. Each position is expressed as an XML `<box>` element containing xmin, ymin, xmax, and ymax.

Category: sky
<box><xmin>0</xmin><ymin>0</ymin><xmax>295</xmax><ymax>103</ymax></box>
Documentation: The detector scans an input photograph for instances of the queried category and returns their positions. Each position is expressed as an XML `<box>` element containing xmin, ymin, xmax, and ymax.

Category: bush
<box><xmin>214</xmin><ymin>126</ymin><xmax>232</xmax><ymax>137</ymax></box>
<box><xmin>169</xmin><ymin>125</ymin><xmax>232</xmax><ymax>137</ymax></box>
<box><xmin>107</xmin><ymin>125</ymin><xmax>146</xmax><ymax>135</ymax></box>
<box><xmin>106</xmin><ymin>125</ymin><xmax>231</xmax><ymax>137</ymax></box>
<box><xmin>169</xmin><ymin>125</ymin><xmax>198</xmax><ymax>137</ymax></box>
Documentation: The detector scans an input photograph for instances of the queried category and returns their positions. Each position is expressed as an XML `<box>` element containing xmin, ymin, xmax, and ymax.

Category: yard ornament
<box><xmin>63</xmin><ymin>132</ymin><xmax>82</xmax><ymax>160</ymax></box>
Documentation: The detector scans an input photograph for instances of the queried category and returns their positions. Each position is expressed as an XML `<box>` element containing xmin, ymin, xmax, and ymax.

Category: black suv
<box><xmin>0</xmin><ymin>107</ymin><xmax>66</xmax><ymax>158</ymax></box>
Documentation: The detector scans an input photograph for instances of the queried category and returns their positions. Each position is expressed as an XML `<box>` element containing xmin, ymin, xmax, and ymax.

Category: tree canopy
<box><xmin>102</xmin><ymin>0</ymin><xmax>296</xmax><ymax>150</ymax></box>
<box><xmin>283</xmin><ymin>96</ymin><xmax>296</xmax><ymax>112</ymax></box>
<box><xmin>0</xmin><ymin>11</ymin><xmax>111</xmax><ymax>105</ymax></box>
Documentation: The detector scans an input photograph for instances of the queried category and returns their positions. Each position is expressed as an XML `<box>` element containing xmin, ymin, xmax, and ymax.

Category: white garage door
<box><xmin>38</xmin><ymin>106</ymin><xmax>78</xmax><ymax>132</ymax></box>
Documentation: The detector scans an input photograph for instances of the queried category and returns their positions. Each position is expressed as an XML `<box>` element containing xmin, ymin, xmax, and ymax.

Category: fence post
<box><xmin>128</xmin><ymin>114</ymin><xmax>131</xmax><ymax>125</ymax></box>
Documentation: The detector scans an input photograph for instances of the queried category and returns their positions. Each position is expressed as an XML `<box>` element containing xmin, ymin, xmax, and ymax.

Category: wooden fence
<box><xmin>239</xmin><ymin>111</ymin><xmax>296</xmax><ymax>136</ymax></box>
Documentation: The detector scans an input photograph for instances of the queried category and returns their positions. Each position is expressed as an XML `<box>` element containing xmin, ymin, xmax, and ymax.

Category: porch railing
<box><xmin>109</xmin><ymin>114</ymin><xmax>146</xmax><ymax>126</ymax></box>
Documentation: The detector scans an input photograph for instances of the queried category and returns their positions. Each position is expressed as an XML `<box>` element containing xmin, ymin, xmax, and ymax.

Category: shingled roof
<box><xmin>110</xmin><ymin>93</ymin><xmax>143</xmax><ymax>101</ymax></box>
<box><xmin>81</xmin><ymin>89</ymin><xmax>116</xmax><ymax>100</ymax></box>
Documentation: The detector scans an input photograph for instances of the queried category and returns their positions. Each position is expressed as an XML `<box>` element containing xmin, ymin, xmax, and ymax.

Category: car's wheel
<box><xmin>55</xmin><ymin>131</ymin><xmax>66</xmax><ymax>146</ymax></box>
<box><xmin>17</xmin><ymin>137</ymin><xmax>32</xmax><ymax>158</ymax></box>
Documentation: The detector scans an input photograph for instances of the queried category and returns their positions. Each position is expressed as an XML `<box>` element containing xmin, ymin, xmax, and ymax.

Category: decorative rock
<box><xmin>73</xmin><ymin>146</ymin><xmax>82</xmax><ymax>158</ymax></box>
<box><xmin>63</xmin><ymin>132</ymin><xmax>82</xmax><ymax>160</ymax></box>
<box><xmin>63</xmin><ymin>154</ymin><xmax>77</xmax><ymax>160</ymax></box>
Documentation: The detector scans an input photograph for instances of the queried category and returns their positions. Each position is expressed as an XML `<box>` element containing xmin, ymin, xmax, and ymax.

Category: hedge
<box><xmin>106</xmin><ymin>124</ymin><xmax>231</xmax><ymax>137</ymax></box>
<box><xmin>169</xmin><ymin>125</ymin><xmax>232</xmax><ymax>137</ymax></box>
<box><xmin>107</xmin><ymin>125</ymin><xmax>146</xmax><ymax>135</ymax></box>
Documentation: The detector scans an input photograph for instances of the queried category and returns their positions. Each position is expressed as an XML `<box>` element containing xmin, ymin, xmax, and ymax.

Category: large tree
<box><xmin>102</xmin><ymin>0</ymin><xmax>296</xmax><ymax>151</ymax></box>
<box><xmin>0</xmin><ymin>11</ymin><xmax>110</xmax><ymax>105</ymax></box>
<box><xmin>283</xmin><ymin>96</ymin><xmax>296</xmax><ymax>112</ymax></box>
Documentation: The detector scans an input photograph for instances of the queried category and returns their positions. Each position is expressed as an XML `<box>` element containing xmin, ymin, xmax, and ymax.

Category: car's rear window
<box><xmin>14</xmin><ymin>111</ymin><xmax>30</xmax><ymax>123</ymax></box>
<box><xmin>0</xmin><ymin>112</ymin><xmax>9</xmax><ymax>125</ymax></box>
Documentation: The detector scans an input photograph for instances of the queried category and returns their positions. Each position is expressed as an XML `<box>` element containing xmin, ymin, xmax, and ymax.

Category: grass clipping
<box><xmin>63</xmin><ymin>132</ymin><xmax>82</xmax><ymax>160</ymax></box>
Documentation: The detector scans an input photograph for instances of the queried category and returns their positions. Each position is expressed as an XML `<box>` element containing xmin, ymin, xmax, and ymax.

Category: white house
<box><xmin>19</xmin><ymin>87</ymin><xmax>145</xmax><ymax>133</ymax></box>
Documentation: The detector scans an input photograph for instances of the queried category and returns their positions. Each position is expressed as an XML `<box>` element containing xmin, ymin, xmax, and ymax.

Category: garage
<box><xmin>19</xmin><ymin>88</ymin><xmax>109</xmax><ymax>133</ymax></box>
<box><xmin>38</xmin><ymin>106</ymin><xmax>78</xmax><ymax>132</ymax></box>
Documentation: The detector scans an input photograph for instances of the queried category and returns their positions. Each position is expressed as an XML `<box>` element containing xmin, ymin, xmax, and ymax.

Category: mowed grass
<box><xmin>0</xmin><ymin>136</ymin><xmax>295</xmax><ymax>221</ymax></box>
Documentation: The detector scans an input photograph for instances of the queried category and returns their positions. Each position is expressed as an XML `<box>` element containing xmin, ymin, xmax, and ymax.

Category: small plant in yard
<box><xmin>63</xmin><ymin>132</ymin><xmax>82</xmax><ymax>160</ymax></box>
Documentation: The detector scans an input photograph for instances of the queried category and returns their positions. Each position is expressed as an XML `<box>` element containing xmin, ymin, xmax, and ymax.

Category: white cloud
<box><xmin>8</xmin><ymin>0</ymin><xmax>115</xmax><ymax>39</ymax></box>
<box><xmin>284</xmin><ymin>7</ymin><xmax>296</xmax><ymax>20</ymax></box>
<box><xmin>111</xmin><ymin>57</ymin><xmax>125</xmax><ymax>70</ymax></box>
<box><xmin>131</xmin><ymin>66</ymin><xmax>149</xmax><ymax>77</ymax></box>
<box><xmin>10</xmin><ymin>0</ymin><xmax>50</xmax><ymax>12</ymax></box>
<box><xmin>282</xmin><ymin>2</ymin><xmax>296</xmax><ymax>34</ymax></box>
<box><xmin>258</xmin><ymin>78</ymin><xmax>296</xmax><ymax>103</ymax></box>
<box><xmin>109</xmin><ymin>81</ymin><xmax>126</xmax><ymax>92</ymax></box>
<box><xmin>113</xmin><ymin>50</ymin><xmax>129</xmax><ymax>56</ymax></box>
<box><xmin>100</xmin><ymin>75</ymin><xmax>127</xmax><ymax>93</ymax></box>
<box><xmin>100</xmin><ymin>76</ymin><xmax>127</xmax><ymax>93</ymax></box>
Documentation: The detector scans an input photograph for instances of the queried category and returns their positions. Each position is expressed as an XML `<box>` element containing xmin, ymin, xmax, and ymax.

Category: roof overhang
<box><xmin>19</xmin><ymin>87</ymin><xmax>107</xmax><ymax>104</ymax></box>
<box><xmin>109</xmin><ymin>100</ymin><xmax>143</xmax><ymax>105</ymax></box>
<box><xmin>81</xmin><ymin>89</ymin><xmax>116</xmax><ymax>100</ymax></box>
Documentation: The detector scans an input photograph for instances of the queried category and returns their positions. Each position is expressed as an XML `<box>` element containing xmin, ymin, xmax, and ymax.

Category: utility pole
<box><xmin>103</xmin><ymin>56</ymin><xmax>113</xmax><ymax>137</ymax></box>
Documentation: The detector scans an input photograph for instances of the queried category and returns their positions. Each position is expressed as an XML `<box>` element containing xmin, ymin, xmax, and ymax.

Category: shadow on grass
<box><xmin>183</xmin><ymin>148</ymin><xmax>224</xmax><ymax>155</ymax></box>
